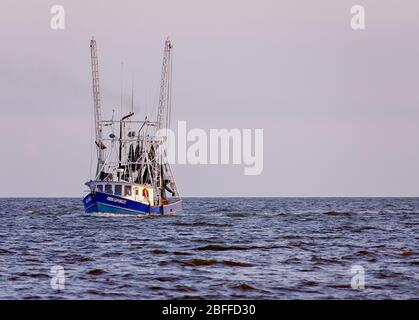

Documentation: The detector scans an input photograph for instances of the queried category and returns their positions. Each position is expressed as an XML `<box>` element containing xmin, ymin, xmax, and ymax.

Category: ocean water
<box><xmin>0</xmin><ymin>197</ymin><xmax>417</xmax><ymax>300</ymax></box>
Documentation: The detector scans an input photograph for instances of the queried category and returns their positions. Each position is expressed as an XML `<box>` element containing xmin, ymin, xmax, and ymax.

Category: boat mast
<box><xmin>155</xmin><ymin>38</ymin><xmax>180</xmax><ymax>201</ymax></box>
<box><xmin>154</xmin><ymin>38</ymin><xmax>172</xmax><ymax>192</ymax></box>
<box><xmin>90</xmin><ymin>37</ymin><xmax>105</xmax><ymax>177</ymax></box>
<box><xmin>157</xmin><ymin>38</ymin><xmax>172</xmax><ymax>131</ymax></box>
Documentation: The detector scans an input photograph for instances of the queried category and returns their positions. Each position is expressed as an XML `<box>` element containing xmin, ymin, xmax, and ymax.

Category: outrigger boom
<box><xmin>83</xmin><ymin>37</ymin><xmax>182</xmax><ymax>215</ymax></box>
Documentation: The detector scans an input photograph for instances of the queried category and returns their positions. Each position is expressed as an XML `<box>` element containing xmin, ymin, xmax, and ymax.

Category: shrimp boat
<box><xmin>83</xmin><ymin>38</ymin><xmax>182</xmax><ymax>215</ymax></box>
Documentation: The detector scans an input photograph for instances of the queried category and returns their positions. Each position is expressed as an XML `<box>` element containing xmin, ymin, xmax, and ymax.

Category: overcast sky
<box><xmin>1</xmin><ymin>0</ymin><xmax>419</xmax><ymax>197</ymax></box>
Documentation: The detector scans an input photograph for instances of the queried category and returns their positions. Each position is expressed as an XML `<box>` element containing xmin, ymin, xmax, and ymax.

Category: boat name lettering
<box><xmin>106</xmin><ymin>197</ymin><xmax>127</xmax><ymax>204</ymax></box>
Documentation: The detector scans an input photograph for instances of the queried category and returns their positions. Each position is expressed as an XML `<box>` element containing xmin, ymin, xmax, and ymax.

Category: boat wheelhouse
<box><xmin>83</xmin><ymin>37</ymin><xmax>182</xmax><ymax>215</ymax></box>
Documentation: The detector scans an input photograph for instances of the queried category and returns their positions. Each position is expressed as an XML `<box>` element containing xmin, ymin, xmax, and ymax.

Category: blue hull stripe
<box><xmin>83</xmin><ymin>192</ymin><xmax>182</xmax><ymax>215</ymax></box>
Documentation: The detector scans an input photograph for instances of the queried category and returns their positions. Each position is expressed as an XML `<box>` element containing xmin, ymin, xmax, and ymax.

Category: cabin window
<box><xmin>115</xmin><ymin>185</ymin><xmax>122</xmax><ymax>196</ymax></box>
<box><xmin>135</xmin><ymin>188</ymin><xmax>139</xmax><ymax>196</ymax></box>
<box><xmin>125</xmin><ymin>186</ymin><xmax>132</xmax><ymax>196</ymax></box>
<box><xmin>96</xmin><ymin>185</ymin><xmax>103</xmax><ymax>192</ymax></box>
<box><xmin>105</xmin><ymin>184</ymin><xmax>113</xmax><ymax>194</ymax></box>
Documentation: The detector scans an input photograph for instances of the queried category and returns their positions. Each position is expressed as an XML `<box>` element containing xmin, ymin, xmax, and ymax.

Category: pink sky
<box><xmin>0</xmin><ymin>0</ymin><xmax>419</xmax><ymax>196</ymax></box>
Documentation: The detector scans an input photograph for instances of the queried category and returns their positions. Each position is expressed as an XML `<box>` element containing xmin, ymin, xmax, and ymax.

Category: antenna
<box><xmin>131</xmin><ymin>77</ymin><xmax>134</xmax><ymax>113</ymax></box>
<box><xmin>144</xmin><ymin>88</ymin><xmax>148</xmax><ymax>119</ymax></box>
<box><xmin>120</xmin><ymin>61</ymin><xmax>124</xmax><ymax>119</ymax></box>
